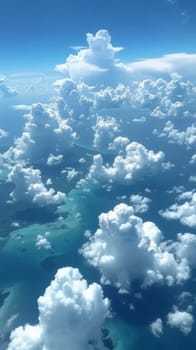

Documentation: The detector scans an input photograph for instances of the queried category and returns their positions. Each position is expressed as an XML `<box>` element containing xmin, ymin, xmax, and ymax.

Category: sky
<box><xmin>0</xmin><ymin>0</ymin><xmax>196</xmax><ymax>73</ymax></box>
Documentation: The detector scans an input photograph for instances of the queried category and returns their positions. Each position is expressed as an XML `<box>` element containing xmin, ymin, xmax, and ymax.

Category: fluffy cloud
<box><xmin>0</xmin><ymin>76</ymin><xmax>17</xmax><ymax>97</ymax></box>
<box><xmin>174</xmin><ymin>233</ymin><xmax>196</xmax><ymax>267</ymax></box>
<box><xmin>8</xmin><ymin>267</ymin><xmax>110</xmax><ymax>350</ymax></box>
<box><xmin>81</xmin><ymin>203</ymin><xmax>190</xmax><ymax>291</ymax></box>
<box><xmin>47</xmin><ymin>154</ymin><xmax>63</xmax><ymax>166</ymax></box>
<box><xmin>167</xmin><ymin>307</ymin><xmax>194</xmax><ymax>335</ymax></box>
<box><xmin>7</xmin><ymin>164</ymin><xmax>66</xmax><ymax>206</ymax></box>
<box><xmin>131</xmin><ymin>75</ymin><xmax>195</xmax><ymax>118</ymax></box>
<box><xmin>56</xmin><ymin>78</ymin><xmax>93</xmax><ymax>119</ymax></box>
<box><xmin>129</xmin><ymin>194</ymin><xmax>151</xmax><ymax>213</ymax></box>
<box><xmin>56</xmin><ymin>30</ymin><xmax>125</xmax><ymax>85</ymax></box>
<box><xmin>94</xmin><ymin>84</ymin><xmax>131</xmax><ymax>110</ymax></box>
<box><xmin>156</xmin><ymin>121</ymin><xmax>196</xmax><ymax>147</ymax></box>
<box><xmin>88</xmin><ymin>140</ymin><xmax>166</xmax><ymax>184</ymax></box>
<box><xmin>160</xmin><ymin>190</ymin><xmax>196</xmax><ymax>228</ymax></box>
<box><xmin>93</xmin><ymin>75</ymin><xmax>196</xmax><ymax>119</ymax></box>
<box><xmin>93</xmin><ymin>116</ymin><xmax>119</xmax><ymax>149</ymax></box>
<box><xmin>150</xmin><ymin>318</ymin><xmax>163</xmax><ymax>338</ymax></box>
<box><xmin>35</xmin><ymin>233</ymin><xmax>52</xmax><ymax>250</ymax></box>
<box><xmin>110</xmin><ymin>136</ymin><xmax>129</xmax><ymax>151</ymax></box>
<box><xmin>6</xmin><ymin>103</ymin><xmax>76</xmax><ymax>165</ymax></box>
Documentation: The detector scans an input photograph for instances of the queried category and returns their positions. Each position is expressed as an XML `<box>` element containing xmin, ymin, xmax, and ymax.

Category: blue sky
<box><xmin>0</xmin><ymin>0</ymin><xmax>196</xmax><ymax>73</ymax></box>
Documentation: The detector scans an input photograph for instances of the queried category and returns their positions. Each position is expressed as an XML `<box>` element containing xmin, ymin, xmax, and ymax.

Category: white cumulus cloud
<box><xmin>167</xmin><ymin>307</ymin><xmax>194</xmax><ymax>335</ymax></box>
<box><xmin>160</xmin><ymin>190</ymin><xmax>196</xmax><ymax>228</ymax></box>
<box><xmin>47</xmin><ymin>154</ymin><xmax>63</xmax><ymax>166</ymax></box>
<box><xmin>173</xmin><ymin>232</ymin><xmax>196</xmax><ymax>267</ymax></box>
<box><xmin>129</xmin><ymin>194</ymin><xmax>151</xmax><ymax>213</ymax></box>
<box><xmin>93</xmin><ymin>116</ymin><xmax>119</xmax><ymax>149</ymax></box>
<box><xmin>6</xmin><ymin>103</ymin><xmax>76</xmax><ymax>165</ymax></box>
<box><xmin>88</xmin><ymin>140</ymin><xmax>166</xmax><ymax>184</ymax></box>
<box><xmin>7</xmin><ymin>164</ymin><xmax>66</xmax><ymax>206</ymax></box>
<box><xmin>156</xmin><ymin>121</ymin><xmax>196</xmax><ymax>147</ymax></box>
<box><xmin>35</xmin><ymin>233</ymin><xmax>52</xmax><ymax>250</ymax></box>
<box><xmin>81</xmin><ymin>203</ymin><xmax>190</xmax><ymax>291</ymax></box>
<box><xmin>7</xmin><ymin>267</ymin><xmax>110</xmax><ymax>350</ymax></box>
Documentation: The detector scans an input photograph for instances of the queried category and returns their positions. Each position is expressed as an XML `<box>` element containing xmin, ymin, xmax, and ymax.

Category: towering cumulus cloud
<box><xmin>56</xmin><ymin>30</ymin><xmax>126</xmax><ymax>85</ymax></box>
<box><xmin>8</xmin><ymin>267</ymin><xmax>110</xmax><ymax>350</ymax></box>
<box><xmin>81</xmin><ymin>203</ymin><xmax>190</xmax><ymax>291</ymax></box>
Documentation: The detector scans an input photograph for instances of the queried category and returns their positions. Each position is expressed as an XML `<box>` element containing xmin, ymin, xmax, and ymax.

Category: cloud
<box><xmin>129</xmin><ymin>194</ymin><xmax>151</xmax><ymax>213</ymax></box>
<box><xmin>0</xmin><ymin>76</ymin><xmax>17</xmax><ymax>98</ymax></box>
<box><xmin>7</xmin><ymin>267</ymin><xmax>110</xmax><ymax>350</ymax></box>
<box><xmin>56</xmin><ymin>30</ymin><xmax>196</xmax><ymax>84</ymax></box>
<box><xmin>56</xmin><ymin>78</ymin><xmax>93</xmax><ymax>119</ymax></box>
<box><xmin>47</xmin><ymin>154</ymin><xmax>63</xmax><ymax>166</ymax></box>
<box><xmin>156</xmin><ymin>121</ymin><xmax>196</xmax><ymax>147</ymax></box>
<box><xmin>94</xmin><ymin>84</ymin><xmax>131</xmax><ymax>110</ymax></box>
<box><xmin>189</xmin><ymin>154</ymin><xmax>196</xmax><ymax>165</ymax></box>
<box><xmin>131</xmin><ymin>75</ymin><xmax>195</xmax><ymax>118</ymax></box>
<box><xmin>93</xmin><ymin>116</ymin><xmax>119</xmax><ymax>149</ymax></box>
<box><xmin>81</xmin><ymin>203</ymin><xmax>190</xmax><ymax>291</ymax></box>
<box><xmin>65</xmin><ymin>168</ymin><xmax>78</xmax><ymax>182</ymax></box>
<box><xmin>160</xmin><ymin>190</ymin><xmax>196</xmax><ymax>228</ymax></box>
<box><xmin>6</xmin><ymin>103</ymin><xmax>76</xmax><ymax>165</ymax></box>
<box><xmin>126</xmin><ymin>54</ymin><xmax>196</xmax><ymax>81</ymax></box>
<box><xmin>7</xmin><ymin>70</ymin><xmax>192</xmax><ymax>172</ymax></box>
<box><xmin>56</xmin><ymin>30</ymin><xmax>130</xmax><ymax>86</ymax></box>
<box><xmin>88</xmin><ymin>139</ymin><xmax>166</xmax><ymax>184</ymax></box>
<box><xmin>0</xmin><ymin>128</ymin><xmax>8</xmax><ymax>139</ymax></box>
<box><xmin>12</xmin><ymin>105</ymin><xmax>31</xmax><ymax>111</ymax></box>
<box><xmin>93</xmin><ymin>72</ymin><xmax>195</xmax><ymax>121</ymax></box>
<box><xmin>150</xmin><ymin>318</ymin><xmax>163</xmax><ymax>338</ymax></box>
<box><xmin>174</xmin><ymin>232</ymin><xmax>196</xmax><ymax>267</ymax></box>
<box><xmin>35</xmin><ymin>233</ymin><xmax>52</xmax><ymax>250</ymax></box>
<box><xmin>91</xmin><ymin>75</ymin><xmax>195</xmax><ymax>119</ymax></box>
<box><xmin>7</xmin><ymin>164</ymin><xmax>66</xmax><ymax>206</ymax></box>
<box><xmin>5</xmin><ymin>73</ymin><xmax>193</xmax><ymax>170</ymax></box>
<box><xmin>167</xmin><ymin>307</ymin><xmax>194</xmax><ymax>335</ymax></box>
